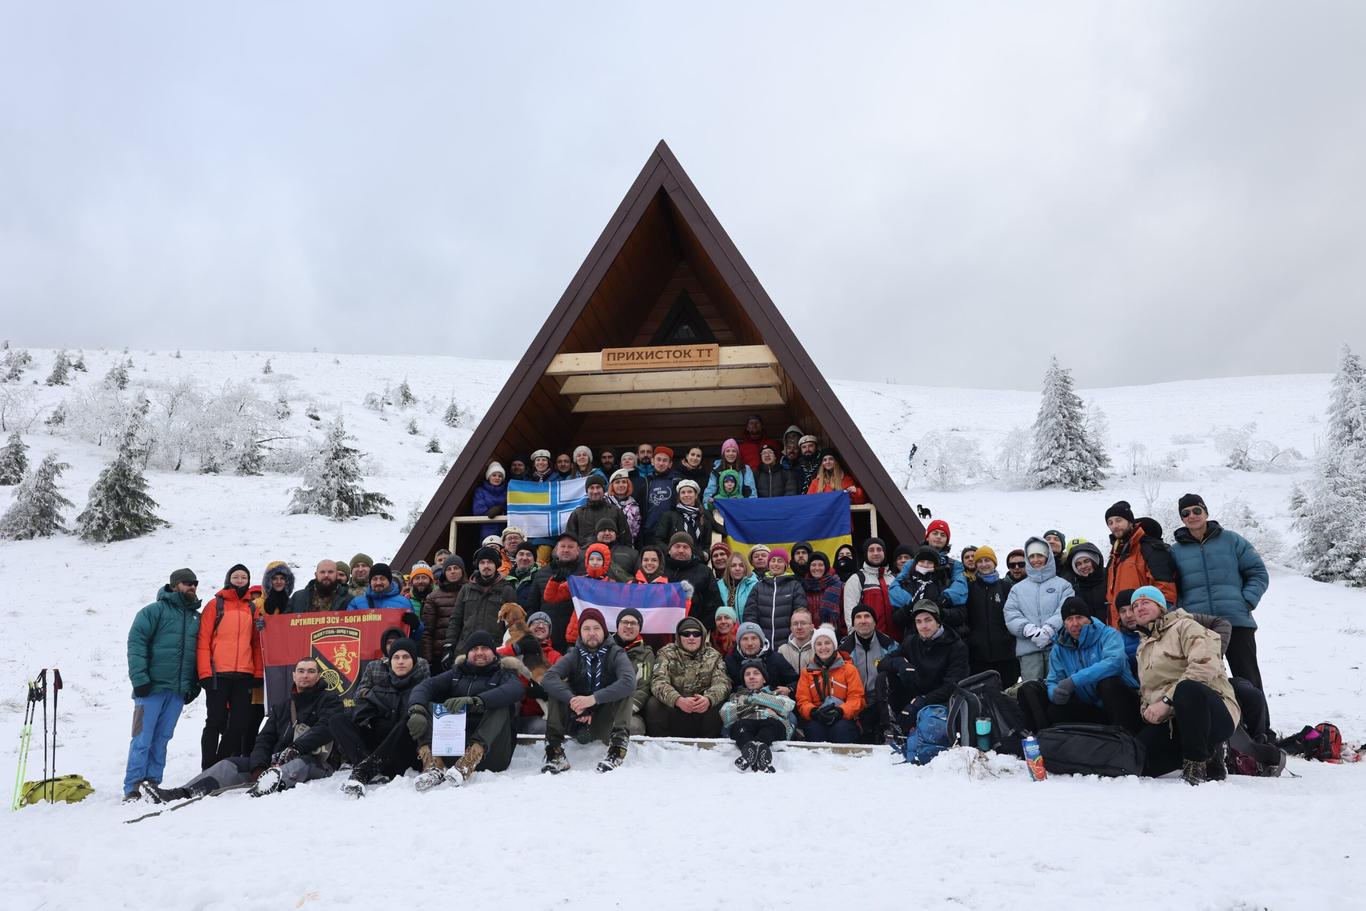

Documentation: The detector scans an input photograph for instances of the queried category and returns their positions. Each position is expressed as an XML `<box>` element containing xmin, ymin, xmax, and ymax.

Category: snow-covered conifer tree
<box><xmin>289</xmin><ymin>416</ymin><xmax>393</xmax><ymax>520</ymax></box>
<box><xmin>0</xmin><ymin>430</ymin><xmax>28</xmax><ymax>485</ymax></box>
<box><xmin>45</xmin><ymin>351</ymin><xmax>71</xmax><ymax>386</ymax></box>
<box><xmin>0</xmin><ymin>454</ymin><xmax>73</xmax><ymax>539</ymax></box>
<box><xmin>76</xmin><ymin>401</ymin><xmax>165</xmax><ymax>542</ymax></box>
<box><xmin>1028</xmin><ymin>357</ymin><xmax>1107</xmax><ymax>491</ymax></box>
<box><xmin>1301</xmin><ymin>344</ymin><xmax>1366</xmax><ymax>583</ymax></box>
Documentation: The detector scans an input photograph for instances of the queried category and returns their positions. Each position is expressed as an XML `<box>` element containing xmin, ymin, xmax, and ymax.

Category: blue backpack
<box><xmin>903</xmin><ymin>705</ymin><xmax>951</xmax><ymax>765</ymax></box>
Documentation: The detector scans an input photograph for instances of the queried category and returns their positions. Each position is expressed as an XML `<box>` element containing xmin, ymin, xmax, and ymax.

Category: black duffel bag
<box><xmin>1037</xmin><ymin>723</ymin><xmax>1145</xmax><ymax>777</ymax></box>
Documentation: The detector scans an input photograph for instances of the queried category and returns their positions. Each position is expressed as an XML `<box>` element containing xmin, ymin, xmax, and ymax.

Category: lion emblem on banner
<box><xmin>310</xmin><ymin>626</ymin><xmax>362</xmax><ymax>700</ymax></box>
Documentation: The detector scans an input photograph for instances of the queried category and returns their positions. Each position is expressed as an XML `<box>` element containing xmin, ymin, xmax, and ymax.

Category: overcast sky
<box><xmin>2</xmin><ymin>2</ymin><xmax>1363</xmax><ymax>389</ymax></box>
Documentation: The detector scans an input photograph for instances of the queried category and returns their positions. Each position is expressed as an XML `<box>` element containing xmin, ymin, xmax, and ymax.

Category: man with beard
<box><xmin>795</xmin><ymin>435</ymin><xmax>821</xmax><ymax>492</ymax></box>
<box><xmin>445</xmin><ymin>547</ymin><xmax>517</xmax><ymax>662</ymax></box>
<box><xmin>664</xmin><ymin>532</ymin><xmax>722</xmax><ymax>630</ymax></box>
<box><xmin>541</xmin><ymin>608</ymin><xmax>637</xmax><ymax>773</ymax></box>
<box><xmin>639</xmin><ymin>446</ymin><xmax>680</xmax><ymax>545</ymax></box>
<box><xmin>506</xmin><ymin>544</ymin><xmax>540</xmax><ymax>608</ymax></box>
<box><xmin>612</xmin><ymin>607</ymin><xmax>656</xmax><ymax>735</ymax></box>
<box><xmin>1104</xmin><ymin>500</ymin><xmax>1179</xmax><ymax>616</ymax></box>
<box><xmin>526</xmin><ymin>534</ymin><xmax>586</xmax><ymax>650</ymax></box>
<box><xmin>288</xmin><ymin>560</ymin><xmax>349</xmax><ymax>613</ymax></box>
<box><xmin>331</xmin><ymin>637</ymin><xmax>432</xmax><ymax>797</ymax></box>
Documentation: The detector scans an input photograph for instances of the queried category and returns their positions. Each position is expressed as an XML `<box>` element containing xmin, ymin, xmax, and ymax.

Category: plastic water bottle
<box><xmin>975</xmin><ymin>717</ymin><xmax>992</xmax><ymax>752</ymax></box>
<box><xmin>1022</xmin><ymin>735</ymin><xmax>1047</xmax><ymax>781</ymax></box>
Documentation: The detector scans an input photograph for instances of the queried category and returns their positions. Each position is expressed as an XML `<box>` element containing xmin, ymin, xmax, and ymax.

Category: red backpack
<box><xmin>1280</xmin><ymin>723</ymin><xmax>1343</xmax><ymax>763</ymax></box>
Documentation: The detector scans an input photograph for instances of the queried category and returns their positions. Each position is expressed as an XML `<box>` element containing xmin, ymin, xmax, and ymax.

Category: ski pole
<box><xmin>50</xmin><ymin>669</ymin><xmax>62</xmax><ymax>803</ymax></box>
<box><xmin>12</xmin><ymin>671</ymin><xmax>44</xmax><ymax>810</ymax></box>
<box><xmin>40</xmin><ymin>670</ymin><xmax>49</xmax><ymax>801</ymax></box>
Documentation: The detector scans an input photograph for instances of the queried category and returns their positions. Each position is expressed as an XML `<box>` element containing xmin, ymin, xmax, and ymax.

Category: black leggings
<box><xmin>200</xmin><ymin>676</ymin><xmax>257</xmax><ymax>770</ymax></box>
<box><xmin>1138</xmin><ymin>679</ymin><xmax>1236</xmax><ymax>775</ymax></box>
<box><xmin>1018</xmin><ymin>678</ymin><xmax>1141</xmax><ymax>734</ymax></box>
<box><xmin>731</xmin><ymin>717</ymin><xmax>787</xmax><ymax>747</ymax></box>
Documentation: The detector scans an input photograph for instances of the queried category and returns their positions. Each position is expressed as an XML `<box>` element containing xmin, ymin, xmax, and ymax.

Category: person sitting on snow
<box><xmin>1016</xmin><ymin>597</ymin><xmax>1140</xmax><ymax>734</ymax></box>
<box><xmin>540</xmin><ymin>608</ymin><xmax>638</xmax><ymax>773</ymax></box>
<box><xmin>876</xmin><ymin>601</ymin><xmax>968</xmax><ymax>745</ymax></box>
<box><xmin>720</xmin><ymin>659</ymin><xmax>796</xmax><ymax>773</ymax></box>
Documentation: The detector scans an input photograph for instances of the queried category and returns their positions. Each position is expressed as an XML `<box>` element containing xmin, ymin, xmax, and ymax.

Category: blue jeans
<box><xmin>123</xmin><ymin>691</ymin><xmax>183</xmax><ymax>794</ymax></box>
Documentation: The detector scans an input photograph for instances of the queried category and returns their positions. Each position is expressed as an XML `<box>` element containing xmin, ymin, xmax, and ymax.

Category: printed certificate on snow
<box><xmin>431</xmin><ymin>703</ymin><xmax>466</xmax><ymax>757</ymax></box>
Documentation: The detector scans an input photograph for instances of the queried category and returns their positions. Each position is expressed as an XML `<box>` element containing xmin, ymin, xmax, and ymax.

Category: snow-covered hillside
<box><xmin>1</xmin><ymin>347</ymin><xmax>1363</xmax><ymax>910</ymax></box>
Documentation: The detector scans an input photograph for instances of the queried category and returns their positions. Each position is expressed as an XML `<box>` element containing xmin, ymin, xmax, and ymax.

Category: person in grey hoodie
<box><xmin>1003</xmin><ymin>537</ymin><xmax>1075</xmax><ymax>682</ymax></box>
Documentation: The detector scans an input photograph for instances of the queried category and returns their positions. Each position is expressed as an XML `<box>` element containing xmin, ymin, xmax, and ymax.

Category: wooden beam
<box><xmin>546</xmin><ymin>344</ymin><xmax>777</xmax><ymax>376</ymax></box>
<box><xmin>571</xmin><ymin>387</ymin><xmax>784</xmax><ymax>414</ymax></box>
<box><xmin>513</xmin><ymin>733</ymin><xmax>876</xmax><ymax>755</ymax></box>
<box><xmin>559</xmin><ymin>365</ymin><xmax>781</xmax><ymax>395</ymax></box>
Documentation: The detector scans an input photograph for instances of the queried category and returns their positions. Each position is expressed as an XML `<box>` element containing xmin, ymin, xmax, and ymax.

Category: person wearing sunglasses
<box><xmin>1003</xmin><ymin>549</ymin><xmax>1028</xmax><ymax>588</ymax></box>
<box><xmin>123</xmin><ymin>568</ymin><xmax>204</xmax><ymax>802</ymax></box>
<box><xmin>645</xmin><ymin>616</ymin><xmax>732</xmax><ymax>738</ymax></box>
<box><xmin>1170</xmin><ymin>493</ymin><xmax>1270</xmax><ymax>695</ymax></box>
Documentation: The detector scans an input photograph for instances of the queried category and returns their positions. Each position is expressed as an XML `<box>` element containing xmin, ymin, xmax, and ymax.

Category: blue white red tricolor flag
<box><xmin>568</xmin><ymin>576</ymin><xmax>690</xmax><ymax>635</ymax></box>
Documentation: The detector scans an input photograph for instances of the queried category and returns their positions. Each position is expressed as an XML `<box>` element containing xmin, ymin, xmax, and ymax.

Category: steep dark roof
<box><xmin>394</xmin><ymin>140</ymin><xmax>924</xmax><ymax>568</ymax></box>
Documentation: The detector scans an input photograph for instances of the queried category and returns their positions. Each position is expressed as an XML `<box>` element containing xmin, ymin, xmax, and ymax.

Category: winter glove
<box><xmin>407</xmin><ymin>704</ymin><xmax>431</xmax><ymax>740</ymax></box>
<box><xmin>1040</xmin><ymin>625</ymin><xmax>1056</xmax><ymax>641</ymax></box>
<box><xmin>816</xmin><ymin>703</ymin><xmax>843</xmax><ymax>725</ymax></box>
<box><xmin>133</xmin><ymin>683</ymin><xmax>153</xmax><ymax>698</ymax></box>
<box><xmin>551</xmin><ymin>567</ymin><xmax>569</xmax><ymax>583</ymax></box>
<box><xmin>1051</xmin><ymin>677</ymin><xmax>1075</xmax><ymax>705</ymax></box>
<box><xmin>184</xmin><ymin>689</ymin><xmax>199</xmax><ymax>705</ymax></box>
<box><xmin>401</xmin><ymin>611</ymin><xmax>421</xmax><ymax>632</ymax></box>
<box><xmin>486</xmin><ymin>504</ymin><xmax>505</xmax><ymax>518</ymax></box>
<box><xmin>271</xmin><ymin>747</ymin><xmax>299</xmax><ymax>766</ymax></box>
<box><xmin>439</xmin><ymin>648</ymin><xmax>454</xmax><ymax>672</ymax></box>
<box><xmin>199</xmin><ymin>677</ymin><xmax>213</xmax><ymax>691</ymax></box>
<box><xmin>1030</xmin><ymin>630</ymin><xmax>1053</xmax><ymax>650</ymax></box>
<box><xmin>1022</xmin><ymin>623</ymin><xmax>1040</xmax><ymax>639</ymax></box>
<box><xmin>442</xmin><ymin>696</ymin><xmax>483</xmax><ymax>714</ymax></box>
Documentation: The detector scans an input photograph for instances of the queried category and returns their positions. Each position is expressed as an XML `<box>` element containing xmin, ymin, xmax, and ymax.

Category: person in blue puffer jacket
<box><xmin>1169</xmin><ymin>493</ymin><xmax>1270</xmax><ymax>692</ymax></box>
<box><xmin>1002</xmin><ymin>537</ymin><xmax>1074</xmax><ymax>682</ymax></box>
<box><xmin>1017</xmin><ymin>597</ymin><xmax>1140</xmax><ymax>733</ymax></box>
<box><xmin>471</xmin><ymin>461</ymin><xmax>509</xmax><ymax>541</ymax></box>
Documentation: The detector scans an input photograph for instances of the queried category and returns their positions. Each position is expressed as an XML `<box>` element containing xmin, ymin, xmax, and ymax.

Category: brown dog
<box><xmin>498</xmin><ymin>602</ymin><xmax>547</xmax><ymax>683</ymax></box>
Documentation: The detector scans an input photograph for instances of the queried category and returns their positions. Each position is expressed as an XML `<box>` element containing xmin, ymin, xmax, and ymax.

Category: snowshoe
<box><xmin>754</xmin><ymin>743</ymin><xmax>776</xmax><ymax>774</ymax></box>
<box><xmin>249</xmin><ymin>767</ymin><xmax>282</xmax><ymax>797</ymax></box>
<box><xmin>139</xmin><ymin>781</ymin><xmax>188</xmax><ymax>804</ymax></box>
<box><xmin>596</xmin><ymin>732</ymin><xmax>629</xmax><ymax>773</ymax></box>
<box><xmin>542</xmin><ymin>742</ymin><xmax>570</xmax><ymax>775</ymax></box>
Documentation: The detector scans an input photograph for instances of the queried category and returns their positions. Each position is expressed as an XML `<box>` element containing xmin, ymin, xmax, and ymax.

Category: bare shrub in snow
<box><xmin>0</xmin><ymin>384</ymin><xmax>40</xmax><ymax>433</ymax></box>
<box><xmin>401</xmin><ymin>501</ymin><xmax>423</xmax><ymax>534</ymax></box>
<box><xmin>912</xmin><ymin>431</ymin><xmax>984</xmax><ymax>491</ymax></box>
<box><xmin>1218</xmin><ymin>497</ymin><xmax>1285</xmax><ymax>564</ymax></box>
<box><xmin>2</xmin><ymin>348</ymin><xmax>33</xmax><ymax>382</ymax></box>
<box><xmin>0</xmin><ymin>454</ymin><xmax>73</xmax><ymax>540</ymax></box>
<box><xmin>993</xmin><ymin>426</ymin><xmax>1032</xmax><ymax>487</ymax></box>
<box><xmin>1215</xmin><ymin>423</ymin><xmax>1304</xmax><ymax>471</ymax></box>
<box><xmin>1137</xmin><ymin>456</ymin><xmax>1169</xmax><ymax>516</ymax></box>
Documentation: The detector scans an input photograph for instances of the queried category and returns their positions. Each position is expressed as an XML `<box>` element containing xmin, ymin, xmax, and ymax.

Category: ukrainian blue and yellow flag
<box><xmin>506</xmin><ymin>477</ymin><xmax>588</xmax><ymax>540</ymax></box>
<box><xmin>714</xmin><ymin>490</ymin><xmax>853</xmax><ymax>559</ymax></box>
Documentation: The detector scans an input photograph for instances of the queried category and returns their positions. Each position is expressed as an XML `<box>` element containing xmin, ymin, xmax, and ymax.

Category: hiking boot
<box><xmin>542</xmin><ymin>741</ymin><xmax>570</xmax><ymax>774</ymax></box>
<box><xmin>754</xmin><ymin>743</ymin><xmax>776</xmax><ymax>774</ymax></box>
<box><xmin>1257</xmin><ymin>747</ymin><xmax>1288</xmax><ymax>778</ymax></box>
<box><xmin>413</xmin><ymin>745</ymin><xmax>447</xmax><ymax>791</ymax></box>
<box><xmin>1206</xmin><ymin>744</ymin><xmax>1228</xmax><ymax>782</ymax></box>
<box><xmin>735</xmin><ymin>742</ymin><xmax>757</xmax><ymax>772</ymax></box>
<box><xmin>249</xmin><ymin>767</ymin><xmax>283</xmax><ymax>797</ymax></box>
<box><xmin>349</xmin><ymin>755</ymin><xmax>379</xmax><ymax>786</ymax></box>
<box><xmin>340</xmin><ymin>777</ymin><xmax>366</xmax><ymax>799</ymax></box>
<box><xmin>447</xmin><ymin>742</ymin><xmax>485</xmax><ymax>787</ymax></box>
<box><xmin>597</xmin><ymin>731</ymin><xmax>629</xmax><ymax>773</ymax></box>
<box><xmin>122</xmin><ymin>788</ymin><xmax>143</xmax><ymax>804</ymax></box>
<box><xmin>1181</xmin><ymin>758</ymin><xmax>1209</xmax><ymax>786</ymax></box>
<box><xmin>139</xmin><ymin>781</ymin><xmax>188</xmax><ymax>804</ymax></box>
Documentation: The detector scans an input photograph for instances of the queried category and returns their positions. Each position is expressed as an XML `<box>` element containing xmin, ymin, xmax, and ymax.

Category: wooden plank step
<box><xmin>514</xmin><ymin>733</ymin><xmax>878</xmax><ymax>755</ymax></box>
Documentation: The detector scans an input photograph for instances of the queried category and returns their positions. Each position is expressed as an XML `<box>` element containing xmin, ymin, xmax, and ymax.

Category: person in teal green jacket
<box><xmin>123</xmin><ymin>569</ymin><xmax>202</xmax><ymax>801</ymax></box>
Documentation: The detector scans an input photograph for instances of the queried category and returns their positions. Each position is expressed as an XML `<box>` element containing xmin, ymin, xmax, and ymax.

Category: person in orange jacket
<box><xmin>805</xmin><ymin>450</ymin><xmax>867</xmax><ymax>505</ymax></box>
<box><xmin>795</xmin><ymin>627</ymin><xmax>866</xmax><ymax>743</ymax></box>
<box><xmin>1104</xmin><ymin>501</ymin><xmax>1179</xmax><ymax>624</ymax></box>
<box><xmin>196</xmin><ymin>563</ymin><xmax>264</xmax><ymax>769</ymax></box>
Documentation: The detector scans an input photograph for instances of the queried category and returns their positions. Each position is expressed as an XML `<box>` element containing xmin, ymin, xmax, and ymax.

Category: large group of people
<box><xmin>122</xmin><ymin>417</ymin><xmax>1280</xmax><ymax>800</ymax></box>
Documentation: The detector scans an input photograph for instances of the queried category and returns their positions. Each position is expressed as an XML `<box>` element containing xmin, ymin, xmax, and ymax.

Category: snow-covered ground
<box><xmin>1</xmin><ymin>347</ymin><xmax>1363</xmax><ymax>910</ymax></box>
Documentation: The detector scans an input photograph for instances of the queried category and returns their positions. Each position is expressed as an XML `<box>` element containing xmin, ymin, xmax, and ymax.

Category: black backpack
<box><xmin>1036</xmin><ymin>723</ymin><xmax>1145</xmax><ymax>777</ymax></box>
<box><xmin>946</xmin><ymin>670</ymin><xmax>1029</xmax><ymax>758</ymax></box>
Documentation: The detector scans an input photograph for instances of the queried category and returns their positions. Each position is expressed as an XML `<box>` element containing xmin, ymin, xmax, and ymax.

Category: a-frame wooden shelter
<box><xmin>394</xmin><ymin>141</ymin><xmax>925</xmax><ymax>568</ymax></box>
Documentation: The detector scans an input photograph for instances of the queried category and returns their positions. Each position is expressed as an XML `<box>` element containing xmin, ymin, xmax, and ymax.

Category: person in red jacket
<box><xmin>737</xmin><ymin>414</ymin><xmax>777</xmax><ymax>472</ymax></box>
<box><xmin>806</xmin><ymin>450</ymin><xmax>867</xmax><ymax>504</ymax></box>
<box><xmin>196</xmin><ymin>563</ymin><xmax>263</xmax><ymax>769</ymax></box>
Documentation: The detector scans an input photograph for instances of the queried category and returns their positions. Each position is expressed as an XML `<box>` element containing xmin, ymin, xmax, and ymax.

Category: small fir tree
<box><xmin>426</xmin><ymin>435</ymin><xmax>442</xmax><ymax>453</ymax></box>
<box><xmin>44</xmin><ymin>404</ymin><xmax>66</xmax><ymax>429</ymax></box>
<box><xmin>45</xmin><ymin>351</ymin><xmax>71</xmax><ymax>386</ymax></box>
<box><xmin>406</xmin><ymin>418</ymin><xmax>420</xmax><ymax>436</ymax></box>
<box><xmin>0</xmin><ymin>430</ymin><xmax>28</xmax><ymax>485</ymax></box>
<box><xmin>1301</xmin><ymin>344</ymin><xmax>1366</xmax><ymax>584</ymax></box>
<box><xmin>397</xmin><ymin>379</ymin><xmax>416</xmax><ymax>409</ymax></box>
<box><xmin>1029</xmin><ymin>357</ymin><xmax>1107</xmax><ymax>491</ymax></box>
<box><xmin>105</xmin><ymin>362</ymin><xmax>129</xmax><ymax>390</ymax></box>
<box><xmin>76</xmin><ymin>402</ymin><xmax>165</xmax><ymax>542</ymax></box>
<box><xmin>0</xmin><ymin>454</ymin><xmax>73</xmax><ymax>539</ymax></box>
<box><xmin>289</xmin><ymin>416</ymin><xmax>393</xmax><ymax>521</ymax></box>
<box><xmin>262</xmin><ymin>358</ymin><xmax>273</xmax><ymax>375</ymax></box>
<box><xmin>72</xmin><ymin>353</ymin><xmax>87</xmax><ymax>372</ymax></box>
<box><xmin>443</xmin><ymin>399</ymin><xmax>463</xmax><ymax>428</ymax></box>
<box><xmin>235</xmin><ymin>438</ymin><xmax>265</xmax><ymax>476</ymax></box>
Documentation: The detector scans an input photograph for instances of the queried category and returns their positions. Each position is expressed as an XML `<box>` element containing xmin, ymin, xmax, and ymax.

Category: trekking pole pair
<box><xmin>10</xmin><ymin>668</ymin><xmax>61</xmax><ymax>809</ymax></box>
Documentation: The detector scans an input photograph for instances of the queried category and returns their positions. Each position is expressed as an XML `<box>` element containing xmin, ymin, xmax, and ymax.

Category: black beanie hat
<box><xmin>617</xmin><ymin>607</ymin><xmax>644</xmax><ymax>628</ymax></box>
<box><xmin>892</xmin><ymin>543</ymin><xmax>916</xmax><ymax>562</ymax></box>
<box><xmin>369</xmin><ymin>562</ymin><xmax>393</xmax><ymax>582</ymax></box>
<box><xmin>913</xmin><ymin>546</ymin><xmax>940</xmax><ymax>567</ymax></box>
<box><xmin>740</xmin><ymin>657</ymin><xmax>769</xmax><ymax>684</ymax></box>
<box><xmin>463</xmin><ymin>630</ymin><xmax>497</xmax><ymax>652</ymax></box>
<box><xmin>473</xmin><ymin>546</ymin><xmax>502</xmax><ymax>567</ymax></box>
<box><xmin>863</xmin><ymin>536</ymin><xmax>887</xmax><ymax>564</ymax></box>
<box><xmin>1114</xmin><ymin>588</ymin><xmax>1136</xmax><ymax>610</ymax></box>
<box><xmin>1105</xmin><ymin>501</ymin><xmax>1135</xmax><ymax>523</ymax></box>
<box><xmin>1060</xmin><ymin>596</ymin><xmax>1091</xmax><ymax>622</ymax></box>
<box><xmin>850</xmin><ymin>602</ymin><xmax>877</xmax><ymax>624</ymax></box>
<box><xmin>387</xmin><ymin>636</ymin><xmax>419</xmax><ymax>661</ymax></box>
<box><xmin>223</xmin><ymin>563</ymin><xmax>251</xmax><ymax>587</ymax></box>
<box><xmin>1178</xmin><ymin>493</ymin><xmax>1206</xmax><ymax>512</ymax></box>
